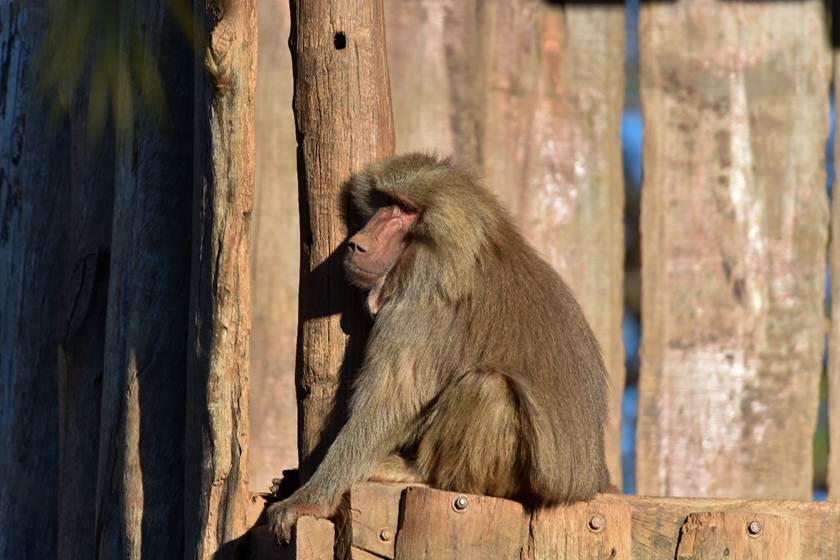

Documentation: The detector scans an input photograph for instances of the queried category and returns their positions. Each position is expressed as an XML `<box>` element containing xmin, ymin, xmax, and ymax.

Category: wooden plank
<box><xmin>249</xmin><ymin>0</ymin><xmax>300</xmax><ymax>495</ymax></box>
<box><xmin>349</xmin><ymin>483</ymin><xmax>408</xmax><ymax>560</ymax></box>
<box><xmin>385</xmin><ymin>0</ymin><xmax>482</xmax><ymax>167</ymax></box>
<box><xmin>829</xmin><ymin>54</ymin><xmax>840</xmax><ymax>502</ymax></box>
<box><xmin>623</xmin><ymin>495</ymin><xmax>839</xmax><ymax>559</ymax></box>
<box><xmin>675</xmin><ymin>512</ymin><xmax>800</xmax><ymax>560</ymax></box>
<box><xmin>348</xmin><ymin>483</ymin><xmax>840</xmax><ymax>559</ymax></box>
<box><xmin>394</xmin><ymin>486</ymin><xmax>528</xmax><ymax>560</ymax></box>
<box><xmin>527</xmin><ymin>500</ymin><xmax>632</xmax><ymax>560</ymax></box>
<box><xmin>637</xmin><ymin>0</ymin><xmax>831</xmax><ymax>499</ymax></box>
<box><xmin>480</xmin><ymin>1</ymin><xmax>626</xmax><ymax>486</ymax></box>
<box><xmin>249</xmin><ymin>517</ymin><xmax>335</xmax><ymax>560</ymax></box>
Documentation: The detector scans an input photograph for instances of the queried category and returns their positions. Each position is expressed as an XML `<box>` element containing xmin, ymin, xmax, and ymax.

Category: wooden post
<box><xmin>289</xmin><ymin>0</ymin><xmax>395</xmax><ymax>477</ymax></box>
<box><xmin>480</xmin><ymin>0</ymin><xmax>626</xmax><ymax>486</ymax></box>
<box><xmin>0</xmin><ymin>2</ymin><xmax>69</xmax><ymax>557</ymax></box>
<box><xmin>95</xmin><ymin>2</ymin><xmax>194</xmax><ymax>557</ymax></box>
<box><xmin>385</xmin><ymin>0</ymin><xmax>483</xmax><ymax>168</ymax></box>
<box><xmin>185</xmin><ymin>0</ymin><xmax>257</xmax><ymax>557</ymax></box>
<box><xmin>57</xmin><ymin>71</ymin><xmax>116</xmax><ymax>560</ymax></box>
<box><xmin>249</xmin><ymin>0</ymin><xmax>300</xmax><ymax>495</ymax></box>
<box><xmin>637</xmin><ymin>0</ymin><xmax>831</xmax><ymax>499</ymax></box>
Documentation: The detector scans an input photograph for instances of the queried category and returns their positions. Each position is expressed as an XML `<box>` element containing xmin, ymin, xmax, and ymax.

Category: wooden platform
<box><xmin>250</xmin><ymin>482</ymin><xmax>840</xmax><ymax>559</ymax></box>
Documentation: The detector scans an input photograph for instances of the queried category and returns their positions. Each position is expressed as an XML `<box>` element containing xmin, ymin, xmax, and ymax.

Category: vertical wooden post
<box><xmin>0</xmin><ymin>2</ymin><xmax>68</xmax><ymax>557</ymax></box>
<box><xmin>385</xmin><ymin>0</ymin><xmax>483</xmax><ymax>168</ymax></box>
<box><xmin>637</xmin><ymin>0</ymin><xmax>830</xmax><ymax>499</ymax></box>
<box><xmin>290</xmin><ymin>0</ymin><xmax>395</xmax><ymax>477</ymax></box>
<box><xmin>480</xmin><ymin>0</ymin><xmax>626</xmax><ymax>486</ymax></box>
<box><xmin>57</xmin><ymin>76</ymin><xmax>115</xmax><ymax>560</ymax></box>
<box><xmin>95</xmin><ymin>2</ymin><xmax>194</xmax><ymax>557</ymax></box>
<box><xmin>249</xmin><ymin>0</ymin><xmax>300</xmax><ymax>495</ymax></box>
<box><xmin>186</xmin><ymin>0</ymin><xmax>257</xmax><ymax>557</ymax></box>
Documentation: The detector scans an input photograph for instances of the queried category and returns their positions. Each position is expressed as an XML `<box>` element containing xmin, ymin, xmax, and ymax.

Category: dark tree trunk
<box><xmin>94</xmin><ymin>2</ymin><xmax>194</xmax><ymax>557</ymax></box>
<box><xmin>185</xmin><ymin>0</ymin><xmax>257</xmax><ymax>557</ymax></box>
<box><xmin>0</xmin><ymin>2</ymin><xmax>69</xmax><ymax>557</ymax></box>
<box><xmin>56</xmin><ymin>76</ymin><xmax>115</xmax><ymax>560</ymax></box>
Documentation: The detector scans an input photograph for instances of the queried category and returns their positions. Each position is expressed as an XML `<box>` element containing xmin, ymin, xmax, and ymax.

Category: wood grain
<box><xmin>675</xmin><ymin>512</ymin><xmax>800</xmax><ymax>560</ymax></box>
<box><xmin>290</xmin><ymin>0</ymin><xmax>395</xmax><ymax>478</ymax></box>
<box><xmin>0</xmin><ymin>2</ymin><xmax>69</xmax><ymax>557</ymax></box>
<box><xmin>480</xmin><ymin>1</ymin><xmax>626</xmax><ymax>486</ymax></box>
<box><xmin>249</xmin><ymin>0</ymin><xmax>300</xmax><ymax>495</ymax></box>
<box><xmin>95</xmin><ymin>2</ymin><xmax>194</xmax><ymax>557</ymax></box>
<box><xmin>527</xmin><ymin>500</ymin><xmax>632</xmax><ymax>560</ymax></box>
<box><xmin>186</xmin><ymin>0</ymin><xmax>258</xmax><ymax>556</ymax></box>
<box><xmin>343</xmin><ymin>483</ymin><xmax>840</xmax><ymax>560</ymax></box>
<box><xmin>385</xmin><ymin>0</ymin><xmax>482</xmax><ymax>167</ymax></box>
<box><xmin>394</xmin><ymin>486</ymin><xmax>528</xmax><ymax>560</ymax></box>
<box><xmin>637</xmin><ymin>0</ymin><xmax>831</xmax><ymax>499</ymax></box>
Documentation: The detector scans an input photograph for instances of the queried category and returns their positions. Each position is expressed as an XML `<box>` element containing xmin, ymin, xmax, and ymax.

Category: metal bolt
<box><xmin>588</xmin><ymin>514</ymin><xmax>605</xmax><ymax>533</ymax></box>
<box><xmin>378</xmin><ymin>528</ymin><xmax>391</xmax><ymax>542</ymax></box>
<box><xmin>453</xmin><ymin>495</ymin><xmax>469</xmax><ymax>512</ymax></box>
<box><xmin>747</xmin><ymin>520</ymin><xmax>762</xmax><ymax>537</ymax></box>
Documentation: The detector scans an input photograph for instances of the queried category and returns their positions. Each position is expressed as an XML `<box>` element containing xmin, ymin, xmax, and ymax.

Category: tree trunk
<box><xmin>637</xmin><ymin>0</ymin><xmax>830</xmax><ymax>499</ymax></box>
<box><xmin>290</xmin><ymin>0</ymin><xmax>395</xmax><ymax>478</ymax></box>
<box><xmin>94</xmin><ymin>3</ymin><xmax>194</xmax><ymax>557</ymax></box>
<box><xmin>57</xmin><ymin>75</ymin><xmax>115</xmax><ymax>560</ymax></box>
<box><xmin>0</xmin><ymin>2</ymin><xmax>69</xmax><ymax>557</ymax></box>
<box><xmin>249</xmin><ymin>0</ymin><xmax>299</xmax><ymax>495</ymax></box>
<box><xmin>185</xmin><ymin>0</ymin><xmax>257</xmax><ymax>557</ymax></box>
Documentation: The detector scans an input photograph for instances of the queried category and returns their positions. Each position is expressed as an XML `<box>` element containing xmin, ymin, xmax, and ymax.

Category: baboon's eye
<box><xmin>372</xmin><ymin>190</ymin><xmax>418</xmax><ymax>215</ymax></box>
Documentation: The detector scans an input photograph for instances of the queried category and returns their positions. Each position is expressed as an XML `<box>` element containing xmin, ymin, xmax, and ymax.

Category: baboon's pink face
<box><xmin>345</xmin><ymin>197</ymin><xmax>418</xmax><ymax>290</ymax></box>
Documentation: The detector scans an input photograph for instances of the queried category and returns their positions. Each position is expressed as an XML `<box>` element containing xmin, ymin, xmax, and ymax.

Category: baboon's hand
<box><xmin>267</xmin><ymin>498</ymin><xmax>336</xmax><ymax>545</ymax></box>
<box><xmin>267</xmin><ymin>500</ymin><xmax>301</xmax><ymax>545</ymax></box>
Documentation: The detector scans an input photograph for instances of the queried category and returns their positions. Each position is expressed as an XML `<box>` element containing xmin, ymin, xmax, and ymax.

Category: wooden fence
<box><xmin>248</xmin><ymin>0</ymin><xmax>840</xmax><ymax>558</ymax></box>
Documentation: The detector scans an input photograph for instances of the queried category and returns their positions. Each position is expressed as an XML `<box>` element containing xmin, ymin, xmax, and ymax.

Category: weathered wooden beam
<box><xmin>343</xmin><ymin>483</ymin><xmax>840</xmax><ymax>560</ymax></box>
<box><xmin>480</xmin><ymin>0</ymin><xmax>626</xmax><ymax>486</ymax></box>
<box><xmin>637</xmin><ymin>0</ymin><xmax>831</xmax><ymax>499</ymax></box>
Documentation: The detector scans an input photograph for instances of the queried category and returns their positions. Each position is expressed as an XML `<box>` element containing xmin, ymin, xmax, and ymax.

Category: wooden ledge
<box><xmin>250</xmin><ymin>482</ymin><xmax>840</xmax><ymax>559</ymax></box>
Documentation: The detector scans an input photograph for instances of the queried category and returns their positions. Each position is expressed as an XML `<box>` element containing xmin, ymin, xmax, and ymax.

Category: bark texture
<box><xmin>94</xmin><ymin>3</ymin><xmax>194</xmax><ymax>557</ymax></box>
<box><xmin>290</xmin><ymin>0</ymin><xmax>395</xmax><ymax>477</ymax></box>
<box><xmin>57</xmin><ymin>75</ymin><xmax>115</xmax><ymax>560</ymax></box>
<box><xmin>0</xmin><ymin>2</ymin><xmax>68</xmax><ymax>557</ymax></box>
<box><xmin>249</xmin><ymin>0</ymin><xmax>299</xmax><ymax>494</ymax></box>
<box><xmin>185</xmin><ymin>0</ymin><xmax>257</xmax><ymax>557</ymax></box>
<box><xmin>385</xmin><ymin>0</ymin><xmax>483</xmax><ymax>167</ymax></box>
<box><xmin>637</xmin><ymin>0</ymin><xmax>830</xmax><ymax>498</ymax></box>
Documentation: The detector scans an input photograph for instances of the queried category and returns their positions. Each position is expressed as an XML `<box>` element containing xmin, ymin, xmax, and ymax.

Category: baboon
<box><xmin>269</xmin><ymin>153</ymin><xmax>609</xmax><ymax>543</ymax></box>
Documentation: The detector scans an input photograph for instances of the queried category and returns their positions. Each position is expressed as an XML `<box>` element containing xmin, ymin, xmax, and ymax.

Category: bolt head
<box><xmin>378</xmin><ymin>528</ymin><xmax>391</xmax><ymax>542</ymax></box>
<box><xmin>588</xmin><ymin>514</ymin><xmax>605</xmax><ymax>532</ymax></box>
<box><xmin>453</xmin><ymin>495</ymin><xmax>469</xmax><ymax>512</ymax></box>
<box><xmin>747</xmin><ymin>520</ymin><xmax>762</xmax><ymax>537</ymax></box>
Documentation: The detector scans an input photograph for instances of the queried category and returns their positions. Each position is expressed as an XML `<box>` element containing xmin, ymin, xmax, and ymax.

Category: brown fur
<box><xmin>268</xmin><ymin>153</ymin><xmax>610</xmax><ymax>543</ymax></box>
